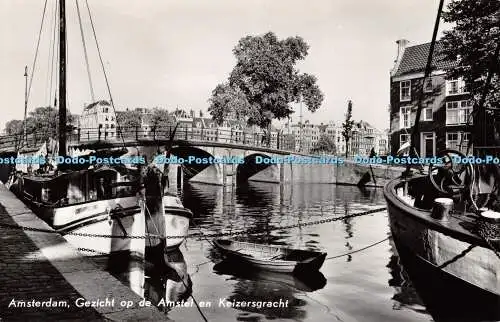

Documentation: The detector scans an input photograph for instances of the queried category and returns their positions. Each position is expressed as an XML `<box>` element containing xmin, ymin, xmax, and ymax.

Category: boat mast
<box><xmin>407</xmin><ymin>0</ymin><xmax>444</xmax><ymax>171</ymax></box>
<box><xmin>23</xmin><ymin>66</ymin><xmax>28</xmax><ymax>145</ymax></box>
<box><xmin>58</xmin><ymin>0</ymin><xmax>67</xmax><ymax>157</ymax></box>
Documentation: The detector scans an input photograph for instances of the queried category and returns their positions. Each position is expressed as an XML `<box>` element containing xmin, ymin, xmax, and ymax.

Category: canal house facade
<box><xmin>389</xmin><ymin>39</ymin><xmax>473</xmax><ymax>156</ymax></box>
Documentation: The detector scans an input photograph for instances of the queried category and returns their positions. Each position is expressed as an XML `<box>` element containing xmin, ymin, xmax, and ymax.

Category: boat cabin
<box><xmin>20</xmin><ymin>166</ymin><xmax>140</xmax><ymax>207</ymax></box>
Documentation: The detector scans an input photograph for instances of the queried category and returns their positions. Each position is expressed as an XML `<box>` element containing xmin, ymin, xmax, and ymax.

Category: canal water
<box><xmin>100</xmin><ymin>182</ymin><xmax>433</xmax><ymax>322</ymax></box>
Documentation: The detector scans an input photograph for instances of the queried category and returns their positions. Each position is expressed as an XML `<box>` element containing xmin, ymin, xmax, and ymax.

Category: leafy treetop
<box><xmin>209</xmin><ymin>32</ymin><xmax>324</xmax><ymax>129</ymax></box>
<box><xmin>441</xmin><ymin>0</ymin><xmax>500</xmax><ymax>107</ymax></box>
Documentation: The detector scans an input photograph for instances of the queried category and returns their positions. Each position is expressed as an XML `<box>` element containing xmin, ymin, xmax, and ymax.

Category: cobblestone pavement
<box><xmin>0</xmin><ymin>204</ymin><xmax>106</xmax><ymax>321</ymax></box>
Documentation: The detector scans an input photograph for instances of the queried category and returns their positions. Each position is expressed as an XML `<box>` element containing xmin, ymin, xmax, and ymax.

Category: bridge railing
<box><xmin>0</xmin><ymin>125</ymin><xmax>347</xmax><ymax>156</ymax></box>
<box><xmin>0</xmin><ymin>125</ymin><xmax>295</xmax><ymax>153</ymax></box>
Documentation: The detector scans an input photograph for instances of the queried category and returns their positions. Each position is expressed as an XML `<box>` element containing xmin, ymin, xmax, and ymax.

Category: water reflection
<box><xmin>144</xmin><ymin>249</ymin><xmax>193</xmax><ymax>313</ymax></box>
<box><xmin>213</xmin><ymin>260</ymin><xmax>309</xmax><ymax>320</ymax></box>
<box><xmin>94</xmin><ymin>181</ymin><xmax>434</xmax><ymax>321</ymax></box>
<box><xmin>213</xmin><ymin>259</ymin><xmax>327</xmax><ymax>292</ymax></box>
<box><xmin>386</xmin><ymin>239</ymin><xmax>427</xmax><ymax>314</ymax></box>
<box><xmin>178</xmin><ymin>182</ymin><xmax>432</xmax><ymax>321</ymax></box>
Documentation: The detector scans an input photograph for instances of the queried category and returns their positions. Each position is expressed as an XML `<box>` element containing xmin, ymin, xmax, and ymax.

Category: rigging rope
<box><xmin>48</xmin><ymin>0</ymin><xmax>58</xmax><ymax>108</ymax></box>
<box><xmin>76</xmin><ymin>0</ymin><xmax>95</xmax><ymax>102</ymax></box>
<box><xmin>13</xmin><ymin>0</ymin><xmax>49</xmax><ymax>151</ymax></box>
<box><xmin>406</xmin><ymin>0</ymin><xmax>444</xmax><ymax>173</ymax></box>
<box><xmin>84</xmin><ymin>0</ymin><xmax>126</xmax><ymax>147</ymax></box>
<box><xmin>27</xmin><ymin>0</ymin><xmax>48</xmax><ymax>103</ymax></box>
<box><xmin>45</xmin><ymin>0</ymin><xmax>56</xmax><ymax>106</ymax></box>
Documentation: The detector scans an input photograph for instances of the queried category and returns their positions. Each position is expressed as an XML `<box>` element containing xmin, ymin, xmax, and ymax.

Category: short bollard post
<box><xmin>431</xmin><ymin>198</ymin><xmax>454</xmax><ymax>221</ymax></box>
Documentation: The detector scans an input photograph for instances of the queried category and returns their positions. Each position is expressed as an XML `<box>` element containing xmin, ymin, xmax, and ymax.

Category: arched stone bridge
<box><xmin>0</xmin><ymin>127</ymin><xmax>401</xmax><ymax>187</ymax></box>
<box><xmin>73</xmin><ymin>139</ymin><xmax>292</xmax><ymax>186</ymax></box>
<box><xmin>69</xmin><ymin>139</ymin><xmax>400</xmax><ymax>187</ymax></box>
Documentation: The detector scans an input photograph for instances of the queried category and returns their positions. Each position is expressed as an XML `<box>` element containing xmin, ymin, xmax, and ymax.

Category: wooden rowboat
<box><xmin>213</xmin><ymin>239</ymin><xmax>327</xmax><ymax>273</ymax></box>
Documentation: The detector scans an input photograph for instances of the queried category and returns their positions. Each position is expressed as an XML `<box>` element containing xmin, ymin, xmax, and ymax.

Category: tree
<box><xmin>150</xmin><ymin>108</ymin><xmax>173</xmax><ymax>136</ymax></box>
<box><xmin>116</xmin><ymin>109</ymin><xmax>142</xmax><ymax>129</ymax></box>
<box><xmin>4</xmin><ymin>119</ymin><xmax>24</xmax><ymax>149</ymax></box>
<box><xmin>2</xmin><ymin>106</ymin><xmax>75</xmax><ymax>146</ymax></box>
<box><xmin>208</xmin><ymin>31</ymin><xmax>324</xmax><ymax>145</ymax></box>
<box><xmin>5</xmin><ymin>120</ymin><xmax>23</xmax><ymax>136</ymax></box>
<box><xmin>208</xmin><ymin>83</ymin><xmax>252</xmax><ymax>125</ymax></box>
<box><xmin>342</xmin><ymin>100</ymin><xmax>355</xmax><ymax>157</ymax></box>
<box><xmin>440</xmin><ymin>0</ymin><xmax>500</xmax><ymax>147</ymax></box>
<box><xmin>311</xmin><ymin>134</ymin><xmax>336</xmax><ymax>154</ymax></box>
<box><xmin>24</xmin><ymin>106</ymin><xmax>74</xmax><ymax>143</ymax></box>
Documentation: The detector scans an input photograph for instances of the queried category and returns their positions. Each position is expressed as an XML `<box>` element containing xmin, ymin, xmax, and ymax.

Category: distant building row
<box><xmin>77</xmin><ymin>103</ymin><xmax>388</xmax><ymax>156</ymax></box>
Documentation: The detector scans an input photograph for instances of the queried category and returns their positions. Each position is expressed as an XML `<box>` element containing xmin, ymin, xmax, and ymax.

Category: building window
<box><xmin>446</xmin><ymin>132</ymin><xmax>471</xmax><ymax>153</ymax></box>
<box><xmin>400</xmin><ymin>133</ymin><xmax>411</xmax><ymax>146</ymax></box>
<box><xmin>423</xmin><ymin>107</ymin><xmax>433</xmax><ymax>121</ymax></box>
<box><xmin>424</xmin><ymin>78</ymin><xmax>433</xmax><ymax>93</ymax></box>
<box><xmin>446</xmin><ymin>100</ymin><xmax>473</xmax><ymax>125</ymax></box>
<box><xmin>400</xmin><ymin>106</ymin><xmax>412</xmax><ymax>129</ymax></box>
<box><xmin>400</xmin><ymin>80</ymin><xmax>411</xmax><ymax>101</ymax></box>
<box><xmin>446</xmin><ymin>78</ymin><xmax>467</xmax><ymax>96</ymax></box>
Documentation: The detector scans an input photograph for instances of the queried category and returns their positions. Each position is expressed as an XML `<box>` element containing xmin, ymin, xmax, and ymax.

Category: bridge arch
<box><xmin>170</xmin><ymin>146</ymin><xmax>217</xmax><ymax>181</ymax></box>
<box><xmin>237</xmin><ymin>152</ymin><xmax>278</xmax><ymax>183</ymax></box>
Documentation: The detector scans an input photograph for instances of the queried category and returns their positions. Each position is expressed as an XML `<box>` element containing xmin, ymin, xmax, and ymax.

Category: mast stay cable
<box><xmin>26</xmin><ymin>0</ymin><xmax>48</xmax><ymax>103</ymax></box>
<box><xmin>84</xmin><ymin>0</ymin><xmax>126</xmax><ymax>148</ymax></box>
<box><xmin>48</xmin><ymin>0</ymin><xmax>58</xmax><ymax>108</ymax></box>
<box><xmin>76</xmin><ymin>0</ymin><xmax>95</xmax><ymax>103</ymax></box>
<box><xmin>17</xmin><ymin>0</ymin><xmax>48</xmax><ymax>151</ymax></box>
<box><xmin>406</xmin><ymin>0</ymin><xmax>445</xmax><ymax>174</ymax></box>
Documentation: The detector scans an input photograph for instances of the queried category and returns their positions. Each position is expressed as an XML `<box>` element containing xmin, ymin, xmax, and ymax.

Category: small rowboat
<box><xmin>213</xmin><ymin>239</ymin><xmax>327</xmax><ymax>273</ymax></box>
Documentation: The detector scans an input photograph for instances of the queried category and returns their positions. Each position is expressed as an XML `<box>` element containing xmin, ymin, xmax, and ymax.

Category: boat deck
<box><xmin>386</xmin><ymin>178</ymin><xmax>500</xmax><ymax>249</ymax></box>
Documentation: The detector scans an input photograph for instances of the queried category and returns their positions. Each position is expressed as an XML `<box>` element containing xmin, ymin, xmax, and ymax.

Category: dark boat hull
<box><xmin>385</xmin><ymin>178</ymin><xmax>500</xmax><ymax>321</ymax></box>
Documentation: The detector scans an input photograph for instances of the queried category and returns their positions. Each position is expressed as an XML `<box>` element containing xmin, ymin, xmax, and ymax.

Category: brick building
<box><xmin>389</xmin><ymin>39</ymin><xmax>472</xmax><ymax>156</ymax></box>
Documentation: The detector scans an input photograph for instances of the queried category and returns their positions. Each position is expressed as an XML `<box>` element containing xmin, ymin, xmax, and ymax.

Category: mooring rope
<box><xmin>325</xmin><ymin>236</ymin><xmax>390</xmax><ymax>260</ymax></box>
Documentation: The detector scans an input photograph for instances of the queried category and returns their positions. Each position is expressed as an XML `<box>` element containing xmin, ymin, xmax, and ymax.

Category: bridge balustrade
<box><xmin>0</xmin><ymin>125</ymin><xmax>291</xmax><ymax>152</ymax></box>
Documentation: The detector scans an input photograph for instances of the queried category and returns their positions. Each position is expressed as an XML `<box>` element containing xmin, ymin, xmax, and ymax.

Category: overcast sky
<box><xmin>0</xmin><ymin>0</ymin><xmax>452</xmax><ymax>132</ymax></box>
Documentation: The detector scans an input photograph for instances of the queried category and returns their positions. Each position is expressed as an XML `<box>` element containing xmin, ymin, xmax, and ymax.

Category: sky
<box><xmin>0</xmin><ymin>0</ymin><xmax>452</xmax><ymax>133</ymax></box>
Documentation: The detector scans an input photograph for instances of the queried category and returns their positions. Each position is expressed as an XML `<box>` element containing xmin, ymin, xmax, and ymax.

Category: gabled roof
<box><xmin>84</xmin><ymin>100</ymin><xmax>110</xmax><ymax>110</ymax></box>
<box><xmin>393</xmin><ymin>41</ymin><xmax>457</xmax><ymax>77</ymax></box>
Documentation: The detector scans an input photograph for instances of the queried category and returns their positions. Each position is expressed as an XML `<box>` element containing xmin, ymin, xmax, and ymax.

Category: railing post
<box><xmin>98</xmin><ymin>127</ymin><xmax>101</xmax><ymax>141</ymax></box>
<box><xmin>77</xmin><ymin>128</ymin><xmax>81</xmax><ymax>143</ymax></box>
<box><xmin>153</xmin><ymin>127</ymin><xmax>156</xmax><ymax>141</ymax></box>
<box><xmin>277</xmin><ymin>132</ymin><xmax>280</xmax><ymax>150</ymax></box>
<box><xmin>185</xmin><ymin>127</ymin><xmax>188</xmax><ymax>140</ymax></box>
<box><xmin>135</xmin><ymin>125</ymin><xmax>139</xmax><ymax>141</ymax></box>
<box><xmin>216</xmin><ymin>129</ymin><xmax>219</xmax><ymax>142</ymax></box>
<box><xmin>230</xmin><ymin>128</ymin><xmax>233</xmax><ymax>143</ymax></box>
<box><xmin>201</xmin><ymin>128</ymin><xmax>204</xmax><ymax>140</ymax></box>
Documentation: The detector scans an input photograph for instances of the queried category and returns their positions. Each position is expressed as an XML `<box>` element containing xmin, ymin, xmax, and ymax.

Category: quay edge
<box><xmin>0</xmin><ymin>182</ymin><xmax>173</xmax><ymax>321</ymax></box>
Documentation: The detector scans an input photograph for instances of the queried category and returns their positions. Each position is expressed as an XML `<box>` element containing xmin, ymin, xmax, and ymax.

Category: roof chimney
<box><xmin>396</xmin><ymin>39</ymin><xmax>409</xmax><ymax>58</ymax></box>
<box><xmin>391</xmin><ymin>39</ymin><xmax>409</xmax><ymax>76</ymax></box>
